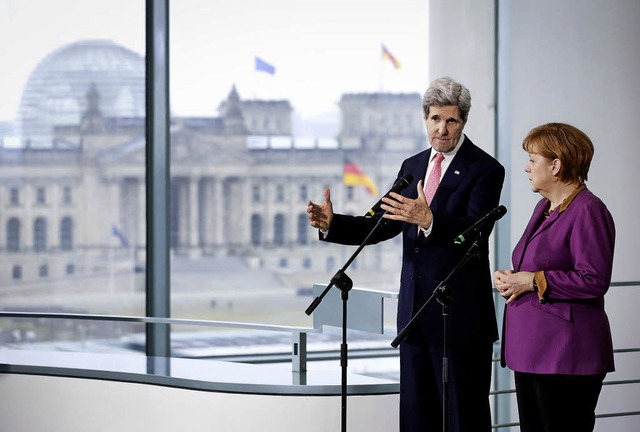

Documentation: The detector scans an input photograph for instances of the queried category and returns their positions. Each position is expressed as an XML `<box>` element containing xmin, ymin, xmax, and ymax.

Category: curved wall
<box><xmin>0</xmin><ymin>349</ymin><xmax>400</xmax><ymax>432</ymax></box>
<box><xmin>0</xmin><ymin>373</ymin><xmax>399</xmax><ymax>432</ymax></box>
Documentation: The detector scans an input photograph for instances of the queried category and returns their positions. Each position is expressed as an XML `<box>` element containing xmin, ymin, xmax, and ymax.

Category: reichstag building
<box><xmin>1</xmin><ymin>39</ymin><xmax>427</xmax><ymax>298</ymax></box>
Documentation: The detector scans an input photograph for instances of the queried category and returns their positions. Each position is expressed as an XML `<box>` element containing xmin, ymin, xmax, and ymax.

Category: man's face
<box><xmin>425</xmin><ymin>105</ymin><xmax>465</xmax><ymax>153</ymax></box>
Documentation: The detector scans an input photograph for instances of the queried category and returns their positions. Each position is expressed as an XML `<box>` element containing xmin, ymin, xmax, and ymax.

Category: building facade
<box><xmin>0</xmin><ymin>39</ymin><xmax>427</xmax><ymax>291</ymax></box>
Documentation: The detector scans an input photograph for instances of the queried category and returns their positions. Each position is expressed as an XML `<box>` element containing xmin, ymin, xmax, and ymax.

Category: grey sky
<box><xmin>0</xmin><ymin>0</ymin><xmax>429</xmax><ymax>122</ymax></box>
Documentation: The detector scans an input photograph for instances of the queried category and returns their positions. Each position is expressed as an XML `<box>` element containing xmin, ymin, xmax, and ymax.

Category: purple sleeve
<box><xmin>545</xmin><ymin>199</ymin><xmax>615</xmax><ymax>301</ymax></box>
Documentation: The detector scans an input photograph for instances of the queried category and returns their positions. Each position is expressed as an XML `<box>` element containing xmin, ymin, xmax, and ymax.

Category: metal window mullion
<box><xmin>494</xmin><ymin>0</ymin><xmax>514</xmax><ymax>427</ymax></box>
<box><xmin>145</xmin><ymin>0</ymin><xmax>171</xmax><ymax>360</ymax></box>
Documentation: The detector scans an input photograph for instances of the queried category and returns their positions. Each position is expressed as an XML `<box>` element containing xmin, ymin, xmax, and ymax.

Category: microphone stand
<box><xmin>390</xmin><ymin>235</ymin><xmax>483</xmax><ymax>432</ymax></box>
<box><xmin>306</xmin><ymin>213</ymin><xmax>389</xmax><ymax>432</ymax></box>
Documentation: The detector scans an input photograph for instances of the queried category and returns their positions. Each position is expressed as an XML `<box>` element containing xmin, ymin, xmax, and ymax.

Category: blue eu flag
<box><xmin>255</xmin><ymin>56</ymin><xmax>276</xmax><ymax>75</ymax></box>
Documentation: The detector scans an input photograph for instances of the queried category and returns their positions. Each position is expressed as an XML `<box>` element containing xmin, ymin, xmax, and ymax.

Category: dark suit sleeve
<box><xmin>322</xmin><ymin>212</ymin><xmax>403</xmax><ymax>246</ymax></box>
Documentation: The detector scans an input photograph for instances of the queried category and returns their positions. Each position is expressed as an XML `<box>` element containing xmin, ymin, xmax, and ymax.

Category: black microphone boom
<box><xmin>454</xmin><ymin>205</ymin><xmax>507</xmax><ymax>245</ymax></box>
<box><xmin>364</xmin><ymin>174</ymin><xmax>414</xmax><ymax>217</ymax></box>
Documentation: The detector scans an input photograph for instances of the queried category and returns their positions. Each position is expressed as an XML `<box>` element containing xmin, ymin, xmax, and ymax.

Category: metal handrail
<box><xmin>490</xmin><ymin>280</ymin><xmax>640</xmax><ymax>429</ymax></box>
<box><xmin>0</xmin><ymin>311</ymin><xmax>317</xmax><ymax>334</ymax></box>
<box><xmin>0</xmin><ymin>311</ymin><xmax>319</xmax><ymax>373</ymax></box>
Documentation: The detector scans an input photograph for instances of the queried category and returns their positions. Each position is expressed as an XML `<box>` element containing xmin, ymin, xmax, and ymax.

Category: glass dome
<box><xmin>18</xmin><ymin>39</ymin><xmax>145</xmax><ymax>145</ymax></box>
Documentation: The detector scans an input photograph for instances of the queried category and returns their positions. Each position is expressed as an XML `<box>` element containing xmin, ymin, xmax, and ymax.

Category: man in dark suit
<box><xmin>307</xmin><ymin>77</ymin><xmax>505</xmax><ymax>432</ymax></box>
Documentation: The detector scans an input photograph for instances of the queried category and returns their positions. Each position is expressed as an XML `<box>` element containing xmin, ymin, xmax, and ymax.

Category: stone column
<box><xmin>213</xmin><ymin>177</ymin><xmax>225</xmax><ymax>254</ymax></box>
<box><xmin>188</xmin><ymin>176</ymin><xmax>201</xmax><ymax>258</ymax></box>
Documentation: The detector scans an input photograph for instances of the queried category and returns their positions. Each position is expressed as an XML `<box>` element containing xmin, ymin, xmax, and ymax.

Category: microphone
<box><xmin>364</xmin><ymin>174</ymin><xmax>414</xmax><ymax>217</ymax></box>
<box><xmin>454</xmin><ymin>205</ymin><xmax>507</xmax><ymax>245</ymax></box>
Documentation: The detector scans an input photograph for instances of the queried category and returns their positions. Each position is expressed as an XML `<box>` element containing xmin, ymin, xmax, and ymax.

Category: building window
<box><xmin>252</xmin><ymin>185</ymin><xmax>262</xmax><ymax>203</ymax></box>
<box><xmin>326</xmin><ymin>256</ymin><xmax>335</xmax><ymax>273</ymax></box>
<box><xmin>297</xmin><ymin>213</ymin><xmax>308</xmax><ymax>245</ymax></box>
<box><xmin>273</xmin><ymin>214</ymin><xmax>285</xmax><ymax>246</ymax></box>
<box><xmin>347</xmin><ymin>186</ymin><xmax>355</xmax><ymax>201</ymax></box>
<box><xmin>251</xmin><ymin>214</ymin><xmax>262</xmax><ymax>246</ymax></box>
<box><xmin>406</xmin><ymin>114</ymin><xmax>414</xmax><ymax>129</ymax></box>
<box><xmin>36</xmin><ymin>187</ymin><xmax>46</xmax><ymax>205</ymax></box>
<box><xmin>60</xmin><ymin>217</ymin><xmax>73</xmax><ymax>250</ymax></box>
<box><xmin>34</xmin><ymin>217</ymin><xmax>48</xmax><ymax>252</ymax></box>
<box><xmin>12</xmin><ymin>265</ymin><xmax>22</xmax><ymax>280</ymax></box>
<box><xmin>299</xmin><ymin>185</ymin><xmax>308</xmax><ymax>202</ymax></box>
<box><xmin>66</xmin><ymin>264</ymin><xmax>75</xmax><ymax>275</ymax></box>
<box><xmin>278</xmin><ymin>258</ymin><xmax>288</xmax><ymax>268</ymax></box>
<box><xmin>392</xmin><ymin>113</ymin><xmax>400</xmax><ymax>131</ymax></box>
<box><xmin>7</xmin><ymin>218</ymin><xmax>21</xmax><ymax>252</ymax></box>
<box><xmin>276</xmin><ymin>185</ymin><xmax>285</xmax><ymax>202</ymax></box>
<box><xmin>303</xmin><ymin>257</ymin><xmax>312</xmax><ymax>269</ymax></box>
<box><xmin>62</xmin><ymin>186</ymin><xmax>72</xmax><ymax>204</ymax></box>
<box><xmin>39</xmin><ymin>264</ymin><xmax>49</xmax><ymax>278</ymax></box>
<box><xmin>9</xmin><ymin>187</ymin><xmax>19</xmax><ymax>205</ymax></box>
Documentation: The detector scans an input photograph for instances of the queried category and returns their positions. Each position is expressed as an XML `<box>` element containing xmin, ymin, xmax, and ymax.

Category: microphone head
<box><xmin>397</xmin><ymin>174</ymin><xmax>413</xmax><ymax>188</ymax></box>
<box><xmin>390</xmin><ymin>174</ymin><xmax>414</xmax><ymax>193</ymax></box>
<box><xmin>495</xmin><ymin>205</ymin><xmax>507</xmax><ymax>220</ymax></box>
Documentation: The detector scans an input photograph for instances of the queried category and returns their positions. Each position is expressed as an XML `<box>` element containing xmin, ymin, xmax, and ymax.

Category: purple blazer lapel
<box><xmin>513</xmin><ymin>200</ymin><xmax>548</xmax><ymax>271</ymax></box>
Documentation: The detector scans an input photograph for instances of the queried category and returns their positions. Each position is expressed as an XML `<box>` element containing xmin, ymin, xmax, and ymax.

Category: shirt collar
<box><xmin>558</xmin><ymin>183</ymin><xmax>586</xmax><ymax>213</ymax></box>
<box><xmin>430</xmin><ymin>134</ymin><xmax>465</xmax><ymax>161</ymax></box>
<box><xmin>544</xmin><ymin>183</ymin><xmax>586</xmax><ymax>218</ymax></box>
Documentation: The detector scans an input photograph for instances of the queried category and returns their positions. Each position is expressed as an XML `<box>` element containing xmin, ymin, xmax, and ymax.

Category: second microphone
<box><xmin>364</xmin><ymin>174</ymin><xmax>414</xmax><ymax>217</ymax></box>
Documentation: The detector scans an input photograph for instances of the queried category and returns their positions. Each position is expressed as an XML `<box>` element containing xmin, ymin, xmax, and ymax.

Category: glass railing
<box><xmin>491</xmin><ymin>281</ymin><xmax>640</xmax><ymax>430</ymax></box>
<box><xmin>0</xmin><ymin>281</ymin><xmax>638</xmax><ymax>428</ymax></box>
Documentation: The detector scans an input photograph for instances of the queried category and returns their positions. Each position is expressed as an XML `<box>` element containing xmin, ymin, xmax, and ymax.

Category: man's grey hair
<box><xmin>422</xmin><ymin>76</ymin><xmax>472</xmax><ymax>124</ymax></box>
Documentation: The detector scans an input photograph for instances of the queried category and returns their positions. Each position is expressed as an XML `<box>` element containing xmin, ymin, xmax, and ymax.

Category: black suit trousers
<box><xmin>514</xmin><ymin>371</ymin><xmax>605</xmax><ymax>432</ymax></box>
<box><xmin>399</xmin><ymin>333</ymin><xmax>493</xmax><ymax>432</ymax></box>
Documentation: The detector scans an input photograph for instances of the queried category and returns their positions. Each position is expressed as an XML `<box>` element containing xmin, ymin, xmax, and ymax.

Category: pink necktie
<box><xmin>424</xmin><ymin>153</ymin><xmax>444</xmax><ymax>205</ymax></box>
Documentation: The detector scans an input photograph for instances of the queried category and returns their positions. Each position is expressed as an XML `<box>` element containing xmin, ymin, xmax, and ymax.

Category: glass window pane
<box><xmin>0</xmin><ymin>1</ymin><xmax>146</xmax><ymax>350</ymax></box>
<box><xmin>7</xmin><ymin>218</ymin><xmax>21</xmax><ymax>252</ymax></box>
<box><xmin>168</xmin><ymin>0</ymin><xmax>428</xmax><ymax>345</ymax></box>
<box><xmin>33</xmin><ymin>217</ymin><xmax>48</xmax><ymax>252</ymax></box>
<box><xmin>297</xmin><ymin>213</ymin><xmax>308</xmax><ymax>245</ymax></box>
<box><xmin>60</xmin><ymin>217</ymin><xmax>74</xmax><ymax>251</ymax></box>
<box><xmin>9</xmin><ymin>187</ymin><xmax>20</xmax><ymax>205</ymax></box>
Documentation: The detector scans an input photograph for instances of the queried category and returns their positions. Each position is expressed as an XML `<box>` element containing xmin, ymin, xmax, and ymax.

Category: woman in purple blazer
<box><xmin>494</xmin><ymin>123</ymin><xmax>615</xmax><ymax>432</ymax></box>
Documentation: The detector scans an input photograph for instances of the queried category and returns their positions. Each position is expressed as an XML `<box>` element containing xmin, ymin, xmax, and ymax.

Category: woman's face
<box><xmin>525</xmin><ymin>152</ymin><xmax>556</xmax><ymax>194</ymax></box>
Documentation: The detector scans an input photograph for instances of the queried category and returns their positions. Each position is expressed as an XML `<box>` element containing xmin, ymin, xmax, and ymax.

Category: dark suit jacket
<box><xmin>324</xmin><ymin>136</ymin><xmax>505</xmax><ymax>345</ymax></box>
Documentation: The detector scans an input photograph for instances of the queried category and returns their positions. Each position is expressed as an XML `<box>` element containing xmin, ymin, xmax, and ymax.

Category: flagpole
<box><xmin>252</xmin><ymin>57</ymin><xmax>258</xmax><ymax>99</ymax></box>
<box><xmin>109</xmin><ymin>238</ymin><xmax>115</xmax><ymax>294</ymax></box>
<box><xmin>254</xmin><ymin>56</ymin><xmax>276</xmax><ymax>100</ymax></box>
<box><xmin>379</xmin><ymin>45</ymin><xmax>385</xmax><ymax>92</ymax></box>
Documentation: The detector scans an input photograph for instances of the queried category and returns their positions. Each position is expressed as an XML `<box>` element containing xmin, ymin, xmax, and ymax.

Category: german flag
<box><xmin>343</xmin><ymin>161</ymin><xmax>378</xmax><ymax>196</ymax></box>
<box><xmin>381</xmin><ymin>44</ymin><xmax>402</xmax><ymax>69</ymax></box>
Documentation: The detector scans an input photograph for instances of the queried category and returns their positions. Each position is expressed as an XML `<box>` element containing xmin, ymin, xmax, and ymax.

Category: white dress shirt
<box><xmin>419</xmin><ymin>134</ymin><xmax>465</xmax><ymax>237</ymax></box>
